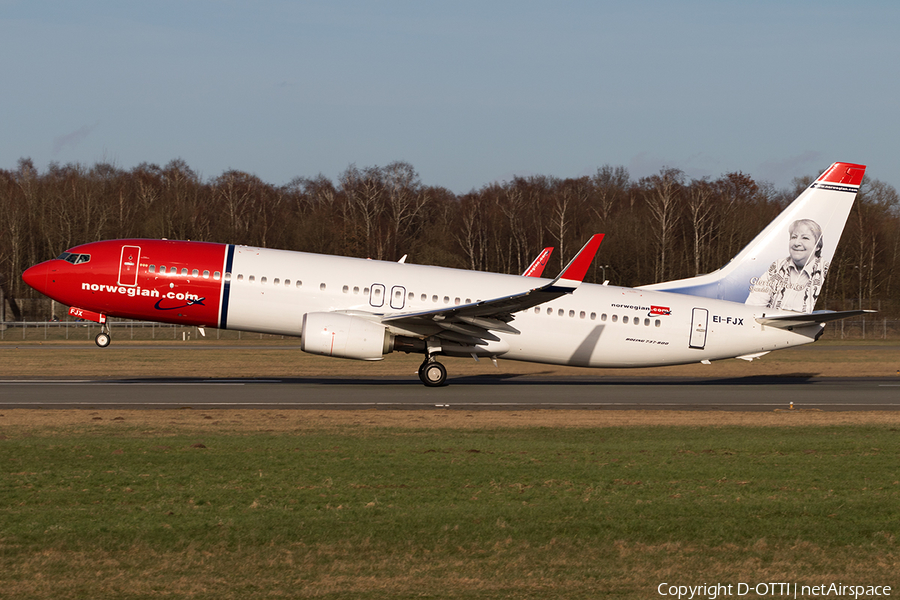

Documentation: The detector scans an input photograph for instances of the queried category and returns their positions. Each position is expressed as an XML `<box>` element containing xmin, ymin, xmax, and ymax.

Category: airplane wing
<box><xmin>756</xmin><ymin>309</ymin><xmax>876</xmax><ymax>329</ymax></box>
<box><xmin>379</xmin><ymin>235</ymin><xmax>603</xmax><ymax>344</ymax></box>
<box><xmin>522</xmin><ymin>247</ymin><xmax>553</xmax><ymax>277</ymax></box>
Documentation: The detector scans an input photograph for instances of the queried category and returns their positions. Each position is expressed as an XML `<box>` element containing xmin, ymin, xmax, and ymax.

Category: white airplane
<box><xmin>22</xmin><ymin>162</ymin><xmax>870</xmax><ymax>386</ymax></box>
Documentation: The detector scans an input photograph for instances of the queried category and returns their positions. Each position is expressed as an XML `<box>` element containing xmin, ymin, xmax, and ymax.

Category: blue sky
<box><xmin>3</xmin><ymin>0</ymin><xmax>898</xmax><ymax>193</ymax></box>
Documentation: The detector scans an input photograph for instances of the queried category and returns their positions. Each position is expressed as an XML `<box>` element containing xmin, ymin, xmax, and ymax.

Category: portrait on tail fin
<box><xmin>639</xmin><ymin>162</ymin><xmax>866</xmax><ymax>310</ymax></box>
<box><xmin>746</xmin><ymin>218</ymin><xmax>826</xmax><ymax>313</ymax></box>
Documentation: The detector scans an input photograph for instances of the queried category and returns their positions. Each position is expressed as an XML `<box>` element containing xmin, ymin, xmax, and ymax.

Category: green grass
<box><xmin>1</xmin><ymin>423</ymin><xmax>899</xmax><ymax>598</ymax></box>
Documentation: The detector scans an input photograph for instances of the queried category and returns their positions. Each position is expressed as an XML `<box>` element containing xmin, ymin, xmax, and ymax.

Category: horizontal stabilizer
<box><xmin>756</xmin><ymin>309</ymin><xmax>875</xmax><ymax>329</ymax></box>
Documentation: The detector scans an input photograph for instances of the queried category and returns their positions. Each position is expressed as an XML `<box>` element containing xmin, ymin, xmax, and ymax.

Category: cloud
<box><xmin>52</xmin><ymin>121</ymin><xmax>100</xmax><ymax>156</ymax></box>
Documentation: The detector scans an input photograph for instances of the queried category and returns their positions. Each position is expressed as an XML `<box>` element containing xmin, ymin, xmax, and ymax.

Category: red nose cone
<box><xmin>22</xmin><ymin>262</ymin><xmax>52</xmax><ymax>294</ymax></box>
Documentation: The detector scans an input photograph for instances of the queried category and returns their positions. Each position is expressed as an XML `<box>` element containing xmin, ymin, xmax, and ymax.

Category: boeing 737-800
<box><xmin>22</xmin><ymin>162</ymin><xmax>869</xmax><ymax>386</ymax></box>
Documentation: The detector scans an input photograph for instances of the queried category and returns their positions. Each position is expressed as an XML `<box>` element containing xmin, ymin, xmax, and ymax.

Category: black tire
<box><xmin>95</xmin><ymin>332</ymin><xmax>111</xmax><ymax>348</ymax></box>
<box><xmin>420</xmin><ymin>361</ymin><xmax>447</xmax><ymax>387</ymax></box>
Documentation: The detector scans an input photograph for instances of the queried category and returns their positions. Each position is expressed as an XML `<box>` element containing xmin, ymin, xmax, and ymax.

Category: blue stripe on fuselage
<box><xmin>219</xmin><ymin>244</ymin><xmax>235</xmax><ymax>329</ymax></box>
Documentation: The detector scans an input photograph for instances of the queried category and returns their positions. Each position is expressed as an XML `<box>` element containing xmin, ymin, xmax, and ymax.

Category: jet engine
<box><xmin>300</xmin><ymin>312</ymin><xmax>393</xmax><ymax>361</ymax></box>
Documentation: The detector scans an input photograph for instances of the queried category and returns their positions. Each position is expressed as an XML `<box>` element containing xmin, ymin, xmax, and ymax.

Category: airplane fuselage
<box><xmin>24</xmin><ymin>238</ymin><xmax>822</xmax><ymax>369</ymax></box>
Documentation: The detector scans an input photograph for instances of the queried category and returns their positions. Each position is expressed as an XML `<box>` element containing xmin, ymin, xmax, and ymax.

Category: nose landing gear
<box><xmin>95</xmin><ymin>322</ymin><xmax>111</xmax><ymax>347</ymax></box>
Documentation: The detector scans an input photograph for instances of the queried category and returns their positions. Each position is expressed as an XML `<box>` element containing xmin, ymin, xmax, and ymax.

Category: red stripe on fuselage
<box><xmin>35</xmin><ymin>239</ymin><xmax>228</xmax><ymax>327</ymax></box>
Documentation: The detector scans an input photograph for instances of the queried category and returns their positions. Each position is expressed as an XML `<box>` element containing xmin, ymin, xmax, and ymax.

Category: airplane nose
<box><xmin>22</xmin><ymin>262</ymin><xmax>53</xmax><ymax>294</ymax></box>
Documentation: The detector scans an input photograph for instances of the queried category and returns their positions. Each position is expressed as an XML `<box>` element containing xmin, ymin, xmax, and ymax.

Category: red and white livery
<box><xmin>23</xmin><ymin>162</ymin><xmax>870</xmax><ymax>386</ymax></box>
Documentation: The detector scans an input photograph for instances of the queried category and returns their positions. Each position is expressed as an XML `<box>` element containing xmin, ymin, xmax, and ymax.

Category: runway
<box><xmin>1</xmin><ymin>375</ymin><xmax>898</xmax><ymax>411</ymax></box>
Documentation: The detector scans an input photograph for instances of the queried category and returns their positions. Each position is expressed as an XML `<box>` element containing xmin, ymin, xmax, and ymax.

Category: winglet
<box><xmin>522</xmin><ymin>247</ymin><xmax>554</xmax><ymax>277</ymax></box>
<box><xmin>551</xmin><ymin>234</ymin><xmax>604</xmax><ymax>290</ymax></box>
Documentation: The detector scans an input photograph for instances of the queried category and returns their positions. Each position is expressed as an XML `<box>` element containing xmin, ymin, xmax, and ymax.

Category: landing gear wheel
<box><xmin>419</xmin><ymin>361</ymin><xmax>447</xmax><ymax>387</ymax></box>
<box><xmin>95</xmin><ymin>332</ymin><xmax>111</xmax><ymax>348</ymax></box>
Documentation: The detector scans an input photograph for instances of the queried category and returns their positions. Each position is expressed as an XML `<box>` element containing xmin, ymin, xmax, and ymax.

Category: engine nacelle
<box><xmin>300</xmin><ymin>312</ymin><xmax>393</xmax><ymax>361</ymax></box>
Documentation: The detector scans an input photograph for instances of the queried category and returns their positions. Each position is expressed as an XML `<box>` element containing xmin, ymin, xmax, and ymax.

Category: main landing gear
<box><xmin>418</xmin><ymin>357</ymin><xmax>447</xmax><ymax>387</ymax></box>
<box><xmin>95</xmin><ymin>322</ymin><xmax>112</xmax><ymax>348</ymax></box>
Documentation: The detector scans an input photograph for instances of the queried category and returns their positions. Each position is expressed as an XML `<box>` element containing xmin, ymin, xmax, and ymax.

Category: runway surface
<box><xmin>1</xmin><ymin>375</ymin><xmax>898</xmax><ymax>411</ymax></box>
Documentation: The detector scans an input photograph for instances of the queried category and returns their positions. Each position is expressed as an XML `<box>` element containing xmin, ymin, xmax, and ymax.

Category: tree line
<box><xmin>2</xmin><ymin>157</ymin><xmax>898</xmax><ymax>320</ymax></box>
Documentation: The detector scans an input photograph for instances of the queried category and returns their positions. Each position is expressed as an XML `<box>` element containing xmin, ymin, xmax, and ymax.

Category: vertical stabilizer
<box><xmin>640</xmin><ymin>162</ymin><xmax>865</xmax><ymax>312</ymax></box>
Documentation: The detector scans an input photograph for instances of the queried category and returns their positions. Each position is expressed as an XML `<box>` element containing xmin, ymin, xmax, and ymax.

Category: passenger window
<box><xmin>203</xmin><ymin>270</ymin><xmax>210</xmax><ymax>279</ymax></box>
<box><xmin>320</xmin><ymin>283</ymin><xmax>326</xmax><ymax>291</ymax></box>
<box><xmin>443</xmin><ymin>296</ymin><xmax>450</xmax><ymax>304</ymax></box>
<box><xmin>454</xmin><ymin>297</ymin><xmax>461</xmax><ymax>305</ymax></box>
<box><xmin>623</xmin><ymin>316</ymin><xmax>629</xmax><ymax>324</ymax></box>
<box><xmin>160</xmin><ymin>266</ymin><xmax>167</xmax><ymax>274</ymax></box>
<box><xmin>354</xmin><ymin>286</ymin><xmax>360</xmax><ymax>294</ymax></box>
<box><xmin>601</xmin><ymin>313</ymin><xmax>607</xmax><ymax>321</ymax></box>
<box><xmin>612</xmin><ymin>315</ymin><xmax>618</xmax><ymax>323</ymax></box>
<box><xmin>343</xmin><ymin>285</ymin><xmax>349</xmax><ymax>293</ymax></box>
<box><xmin>580</xmin><ymin>311</ymin><xmax>586</xmax><ymax>319</ymax></box>
<box><xmin>432</xmin><ymin>295</ymin><xmax>438</xmax><ymax>302</ymax></box>
<box><xmin>534</xmin><ymin>307</ymin><xmax>540</xmax><ymax>314</ymax></box>
<box><xmin>192</xmin><ymin>269</ymin><xmax>199</xmax><ymax>277</ymax></box>
<box><xmin>237</xmin><ymin>274</ymin><xmax>243</xmax><ymax>281</ymax></box>
<box><xmin>590</xmin><ymin>312</ymin><xmax>596</xmax><ymax>320</ymax></box>
<box><xmin>421</xmin><ymin>294</ymin><xmax>427</xmax><ymax>301</ymax></box>
<box><xmin>655</xmin><ymin>319</ymin><xmax>661</xmax><ymax>327</ymax></box>
<box><xmin>261</xmin><ymin>277</ymin><xmax>267</xmax><ymax>284</ymax></box>
<box><xmin>546</xmin><ymin>307</ymin><xmax>552</xmax><ymax>315</ymax></box>
<box><xmin>569</xmin><ymin>310</ymin><xmax>575</xmax><ymax>318</ymax></box>
<box><xmin>296</xmin><ymin>280</ymin><xmax>303</xmax><ymax>287</ymax></box>
<box><xmin>274</xmin><ymin>278</ymin><xmax>280</xmax><ymax>285</ymax></box>
<box><xmin>284</xmin><ymin>279</ymin><xmax>290</xmax><ymax>286</ymax></box>
<box><xmin>644</xmin><ymin>318</ymin><xmax>650</xmax><ymax>326</ymax></box>
<box><xmin>249</xmin><ymin>275</ymin><xmax>255</xmax><ymax>282</ymax></box>
<box><xmin>149</xmin><ymin>265</ymin><xmax>156</xmax><ymax>273</ymax></box>
<box><xmin>557</xmin><ymin>309</ymin><xmax>563</xmax><ymax>317</ymax></box>
<box><xmin>181</xmin><ymin>268</ymin><xmax>188</xmax><ymax>276</ymax></box>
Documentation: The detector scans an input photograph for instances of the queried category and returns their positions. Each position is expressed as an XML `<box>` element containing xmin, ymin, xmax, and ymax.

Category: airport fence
<box><xmin>1</xmin><ymin>318</ymin><xmax>899</xmax><ymax>343</ymax></box>
<box><xmin>0</xmin><ymin>320</ymin><xmax>295</xmax><ymax>342</ymax></box>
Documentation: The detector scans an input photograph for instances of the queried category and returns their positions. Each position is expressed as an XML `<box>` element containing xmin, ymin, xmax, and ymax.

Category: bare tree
<box><xmin>383</xmin><ymin>161</ymin><xmax>427</xmax><ymax>261</ymax></box>
<box><xmin>685</xmin><ymin>179</ymin><xmax>715</xmax><ymax>275</ymax></box>
<box><xmin>642</xmin><ymin>167</ymin><xmax>684</xmax><ymax>282</ymax></box>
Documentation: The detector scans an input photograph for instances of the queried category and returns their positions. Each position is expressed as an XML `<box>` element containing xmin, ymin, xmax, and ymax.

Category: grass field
<box><xmin>1</xmin><ymin>410</ymin><xmax>898</xmax><ymax>599</ymax></box>
<box><xmin>1</xmin><ymin>341</ymin><xmax>899</xmax><ymax>598</ymax></box>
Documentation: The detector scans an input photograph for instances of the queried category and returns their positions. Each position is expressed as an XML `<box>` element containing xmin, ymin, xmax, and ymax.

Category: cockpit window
<box><xmin>56</xmin><ymin>252</ymin><xmax>91</xmax><ymax>264</ymax></box>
